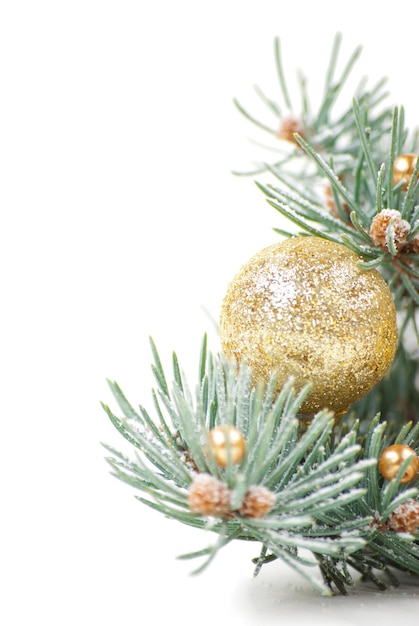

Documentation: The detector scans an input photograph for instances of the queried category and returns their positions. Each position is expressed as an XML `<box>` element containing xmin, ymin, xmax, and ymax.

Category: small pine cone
<box><xmin>388</xmin><ymin>499</ymin><xmax>419</xmax><ymax>534</ymax></box>
<box><xmin>238</xmin><ymin>485</ymin><xmax>275</xmax><ymax>519</ymax></box>
<box><xmin>403</xmin><ymin>234</ymin><xmax>419</xmax><ymax>254</ymax></box>
<box><xmin>188</xmin><ymin>473</ymin><xmax>231</xmax><ymax>517</ymax></box>
<box><xmin>369</xmin><ymin>209</ymin><xmax>411</xmax><ymax>253</ymax></box>
<box><xmin>277</xmin><ymin>115</ymin><xmax>304</xmax><ymax>146</ymax></box>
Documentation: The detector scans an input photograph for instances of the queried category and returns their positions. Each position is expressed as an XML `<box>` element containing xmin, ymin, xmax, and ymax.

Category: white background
<box><xmin>2</xmin><ymin>1</ymin><xmax>419</xmax><ymax>624</ymax></box>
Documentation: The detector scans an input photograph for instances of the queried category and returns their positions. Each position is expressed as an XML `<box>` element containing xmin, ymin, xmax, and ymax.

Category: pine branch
<box><xmin>234</xmin><ymin>35</ymin><xmax>419</xmax><ymax>313</ymax></box>
<box><xmin>102</xmin><ymin>33</ymin><xmax>419</xmax><ymax>597</ymax></box>
<box><xmin>233</xmin><ymin>33</ymin><xmax>393</xmax><ymax>177</ymax></box>
<box><xmin>102</xmin><ymin>337</ymin><xmax>419</xmax><ymax>595</ymax></box>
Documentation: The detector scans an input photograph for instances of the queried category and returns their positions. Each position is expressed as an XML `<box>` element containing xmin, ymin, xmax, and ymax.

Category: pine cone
<box><xmin>277</xmin><ymin>115</ymin><xmax>304</xmax><ymax>145</ymax></box>
<box><xmin>403</xmin><ymin>234</ymin><xmax>419</xmax><ymax>254</ymax></box>
<box><xmin>188</xmin><ymin>473</ymin><xmax>231</xmax><ymax>517</ymax></box>
<box><xmin>388</xmin><ymin>499</ymin><xmax>419</xmax><ymax>534</ymax></box>
<box><xmin>369</xmin><ymin>209</ymin><xmax>411</xmax><ymax>253</ymax></box>
<box><xmin>239</xmin><ymin>485</ymin><xmax>275</xmax><ymax>519</ymax></box>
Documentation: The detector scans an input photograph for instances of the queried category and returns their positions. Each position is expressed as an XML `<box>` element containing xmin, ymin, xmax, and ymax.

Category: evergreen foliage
<box><xmin>102</xmin><ymin>34</ymin><xmax>419</xmax><ymax>595</ymax></box>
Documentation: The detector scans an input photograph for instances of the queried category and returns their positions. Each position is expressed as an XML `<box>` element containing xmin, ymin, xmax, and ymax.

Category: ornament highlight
<box><xmin>219</xmin><ymin>236</ymin><xmax>398</xmax><ymax>416</ymax></box>
<box><xmin>207</xmin><ymin>425</ymin><xmax>246</xmax><ymax>467</ymax></box>
<box><xmin>393</xmin><ymin>153</ymin><xmax>418</xmax><ymax>190</ymax></box>
<box><xmin>378</xmin><ymin>444</ymin><xmax>419</xmax><ymax>483</ymax></box>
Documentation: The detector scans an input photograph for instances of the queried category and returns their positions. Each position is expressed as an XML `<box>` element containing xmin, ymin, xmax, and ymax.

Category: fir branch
<box><xmin>103</xmin><ymin>33</ymin><xmax>419</xmax><ymax>597</ymax></box>
<box><xmin>102</xmin><ymin>336</ymin><xmax>419</xmax><ymax>595</ymax></box>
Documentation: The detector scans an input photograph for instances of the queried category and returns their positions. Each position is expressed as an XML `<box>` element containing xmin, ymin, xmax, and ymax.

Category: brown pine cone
<box><xmin>388</xmin><ymin>499</ymin><xmax>419</xmax><ymax>534</ymax></box>
<box><xmin>187</xmin><ymin>473</ymin><xmax>231</xmax><ymax>517</ymax></box>
<box><xmin>369</xmin><ymin>209</ymin><xmax>410</xmax><ymax>253</ymax></box>
<box><xmin>239</xmin><ymin>485</ymin><xmax>275</xmax><ymax>519</ymax></box>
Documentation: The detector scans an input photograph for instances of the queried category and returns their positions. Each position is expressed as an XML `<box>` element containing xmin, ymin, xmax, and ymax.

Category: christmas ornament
<box><xmin>219</xmin><ymin>236</ymin><xmax>398</xmax><ymax>416</ymax></box>
<box><xmin>207</xmin><ymin>425</ymin><xmax>246</xmax><ymax>467</ymax></box>
<box><xmin>393</xmin><ymin>153</ymin><xmax>418</xmax><ymax>190</ymax></box>
<box><xmin>378</xmin><ymin>444</ymin><xmax>419</xmax><ymax>483</ymax></box>
<box><xmin>369</xmin><ymin>209</ymin><xmax>411</xmax><ymax>254</ymax></box>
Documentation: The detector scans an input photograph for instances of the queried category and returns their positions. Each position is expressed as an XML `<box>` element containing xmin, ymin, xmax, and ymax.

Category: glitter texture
<box><xmin>219</xmin><ymin>236</ymin><xmax>398</xmax><ymax>416</ymax></box>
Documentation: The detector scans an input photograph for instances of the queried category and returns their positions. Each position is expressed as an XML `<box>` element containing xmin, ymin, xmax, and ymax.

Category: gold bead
<box><xmin>379</xmin><ymin>444</ymin><xmax>419</xmax><ymax>483</ymax></box>
<box><xmin>219</xmin><ymin>236</ymin><xmax>398</xmax><ymax>416</ymax></box>
<box><xmin>393</xmin><ymin>154</ymin><xmax>418</xmax><ymax>190</ymax></box>
<box><xmin>207</xmin><ymin>425</ymin><xmax>246</xmax><ymax>467</ymax></box>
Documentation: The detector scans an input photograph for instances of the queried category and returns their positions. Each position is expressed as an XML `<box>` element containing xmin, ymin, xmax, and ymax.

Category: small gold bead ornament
<box><xmin>207</xmin><ymin>425</ymin><xmax>246</xmax><ymax>467</ymax></box>
<box><xmin>393</xmin><ymin>154</ymin><xmax>418</xmax><ymax>190</ymax></box>
<box><xmin>379</xmin><ymin>444</ymin><xmax>419</xmax><ymax>483</ymax></box>
<box><xmin>219</xmin><ymin>236</ymin><xmax>398</xmax><ymax>416</ymax></box>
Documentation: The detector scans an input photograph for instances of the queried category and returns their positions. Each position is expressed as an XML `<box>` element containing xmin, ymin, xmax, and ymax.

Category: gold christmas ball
<box><xmin>393</xmin><ymin>153</ymin><xmax>418</xmax><ymax>190</ymax></box>
<box><xmin>379</xmin><ymin>444</ymin><xmax>419</xmax><ymax>483</ymax></box>
<box><xmin>207</xmin><ymin>425</ymin><xmax>246</xmax><ymax>467</ymax></box>
<box><xmin>219</xmin><ymin>236</ymin><xmax>398</xmax><ymax>416</ymax></box>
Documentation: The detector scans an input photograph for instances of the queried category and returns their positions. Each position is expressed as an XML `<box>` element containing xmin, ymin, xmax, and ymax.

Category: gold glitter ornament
<box><xmin>393</xmin><ymin>154</ymin><xmax>418</xmax><ymax>190</ymax></box>
<box><xmin>219</xmin><ymin>236</ymin><xmax>398</xmax><ymax>416</ymax></box>
<box><xmin>207</xmin><ymin>425</ymin><xmax>246</xmax><ymax>467</ymax></box>
<box><xmin>378</xmin><ymin>444</ymin><xmax>419</xmax><ymax>483</ymax></box>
